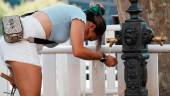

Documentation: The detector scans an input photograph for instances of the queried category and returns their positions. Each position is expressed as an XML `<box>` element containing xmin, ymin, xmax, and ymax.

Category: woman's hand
<box><xmin>104</xmin><ymin>55</ymin><xmax>118</xmax><ymax>67</ymax></box>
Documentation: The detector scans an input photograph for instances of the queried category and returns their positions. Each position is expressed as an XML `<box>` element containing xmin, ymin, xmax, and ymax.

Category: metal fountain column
<box><xmin>107</xmin><ymin>0</ymin><xmax>167</xmax><ymax>95</ymax></box>
<box><xmin>118</xmin><ymin>0</ymin><xmax>153</xmax><ymax>95</ymax></box>
<box><xmin>107</xmin><ymin>0</ymin><xmax>166</xmax><ymax>95</ymax></box>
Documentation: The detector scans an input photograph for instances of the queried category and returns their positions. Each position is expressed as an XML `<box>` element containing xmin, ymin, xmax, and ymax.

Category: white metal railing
<box><xmin>0</xmin><ymin>25</ymin><xmax>167</xmax><ymax>96</ymax></box>
<box><xmin>41</xmin><ymin>44</ymin><xmax>164</xmax><ymax>96</ymax></box>
<box><xmin>40</xmin><ymin>44</ymin><xmax>170</xmax><ymax>54</ymax></box>
<box><xmin>41</xmin><ymin>49</ymin><xmax>118</xmax><ymax>96</ymax></box>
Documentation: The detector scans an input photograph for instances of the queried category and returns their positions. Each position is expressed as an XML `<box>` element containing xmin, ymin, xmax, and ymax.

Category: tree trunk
<box><xmin>115</xmin><ymin>0</ymin><xmax>170</xmax><ymax>95</ymax></box>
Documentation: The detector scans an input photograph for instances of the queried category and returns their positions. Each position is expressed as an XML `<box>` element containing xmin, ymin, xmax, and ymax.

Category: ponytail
<box><xmin>84</xmin><ymin>3</ymin><xmax>106</xmax><ymax>50</ymax></box>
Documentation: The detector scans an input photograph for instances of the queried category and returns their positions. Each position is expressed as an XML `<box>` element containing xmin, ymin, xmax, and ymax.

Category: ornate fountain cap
<box><xmin>129</xmin><ymin>0</ymin><xmax>138</xmax><ymax>3</ymax></box>
<box><xmin>127</xmin><ymin>0</ymin><xmax>142</xmax><ymax>14</ymax></box>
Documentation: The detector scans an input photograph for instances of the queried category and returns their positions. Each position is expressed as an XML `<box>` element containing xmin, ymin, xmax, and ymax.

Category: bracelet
<box><xmin>99</xmin><ymin>53</ymin><xmax>106</xmax><ymax>63</ymax></box>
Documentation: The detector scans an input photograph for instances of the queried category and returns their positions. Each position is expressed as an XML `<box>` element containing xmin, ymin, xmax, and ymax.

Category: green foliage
<box><xmin>0</xmin><ymin>1</ymin><xmax>11</xmax><ymax>17</ymax></box>
<box><xmin>7</xmin><ymin>0</ymin><xmax>63</xmax><ymax>15</ymax></box>
<box><xmin>0</xmin><ymin>0</ymin><xmax>65</xmax><ymax>35</ymax></box>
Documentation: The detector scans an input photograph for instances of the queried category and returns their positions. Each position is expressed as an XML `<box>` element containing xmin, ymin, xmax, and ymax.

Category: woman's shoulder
<box><xmin>40</xmin><ymin>3</ymin><xmax>86</xmax><ymax>24</ymax></box>
<box><xmin>41</xmin><ymin>3</ymin><xmax>85</xmax><ymax>18</ymax></box>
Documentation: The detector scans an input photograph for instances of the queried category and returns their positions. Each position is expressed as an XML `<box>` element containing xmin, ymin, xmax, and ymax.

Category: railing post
<box><xmin>92</xmin><ymin>61</ymin><xmax>105</xmax><ymax>96</ymax></box>
<box><xmin>80</xmin><ymin>60</ymin><xmax>87</xmax><ymax>96</ymax></box>
<box><xmin>55</xmin><ymin>54</ymin><xmax>69</xmax><ymax>96</ymax></box>
<box><xmin>66</xmin><ymin>54</ymin><xmax>81</xmax><ymax>96</ymax></box>
<box><xmin>117</xmin><ymin>53</ymin><xmax>126</xmax><ymax>96</ymax></box>
<box><xmin>105</xmin><ymin>25</ymin><xmax>120</xmax><ymax>96</ymax></box>
<box><xmin>42</xmin><ymin>54</ymin><xmax>58</xmax><ymax>96</ymax></box>
<box><xmin>106</xmin><ymin>65</ymin><xmax>118</xmax><ymax>95</ymax></box>
<box><xmin>146</xmin><ymin>53</ymin><xmax>159</xmax><ymax>96</ymax></box>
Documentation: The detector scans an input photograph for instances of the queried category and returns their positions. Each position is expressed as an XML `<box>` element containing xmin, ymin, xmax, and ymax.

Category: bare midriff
<box><xmin>32</xmin><ymin>11</ymin><xmax>52</xmax><ymax>39</ymax></box>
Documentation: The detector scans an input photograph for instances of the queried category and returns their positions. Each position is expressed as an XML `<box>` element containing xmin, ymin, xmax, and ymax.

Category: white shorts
<box><xmin>0</xmin><ymin>16</ymin><xmax>46</xmax><ymax>67</ymax></box>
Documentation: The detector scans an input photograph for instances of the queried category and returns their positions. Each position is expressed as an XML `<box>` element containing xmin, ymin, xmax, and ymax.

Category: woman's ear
<box><xmin>88</xmin><ymin>22</ymin><xmax>96</xmax><ymax>31</ymax></box>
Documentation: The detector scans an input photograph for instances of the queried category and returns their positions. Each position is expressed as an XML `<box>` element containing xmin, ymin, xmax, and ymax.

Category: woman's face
<box><xmin>87</xmin><ymin>31</ymin><xmax>97</xmax><ymax>41</ymax></box>
<box><xmin>84</xmin><ymin>22</ymin><xmax>97</xmax><ymax>41</ymax></box>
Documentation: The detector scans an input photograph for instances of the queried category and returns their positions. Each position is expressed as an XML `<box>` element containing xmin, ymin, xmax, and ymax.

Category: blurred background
<box><xmin>0</xmin><ymin>0</ymin><xmax>118</xmax><ymax>35</ymax></box>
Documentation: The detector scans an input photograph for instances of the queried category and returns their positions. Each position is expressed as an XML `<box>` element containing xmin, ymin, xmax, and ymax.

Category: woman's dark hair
<box><xmin>84</xmin><ymin>6</ymin><xmax>106</xmax><ymax>49</ymax></box>
<box><xmin>86</xmin><ymin>12</ymin><xmax>106</xmax><ymax>38</ymax></box>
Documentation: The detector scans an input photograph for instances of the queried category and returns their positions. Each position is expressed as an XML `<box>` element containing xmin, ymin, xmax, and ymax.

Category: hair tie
<box><xmin>84</xmin><ymin>4</ymin><xmax>105</xmax><ymax>16</ymax></box>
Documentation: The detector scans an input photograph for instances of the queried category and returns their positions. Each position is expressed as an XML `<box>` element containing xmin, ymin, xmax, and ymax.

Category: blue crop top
<box><xmin>40</xmin><ymin>4</ymin><xmax>87</xmax><ymax>47</ymax></box>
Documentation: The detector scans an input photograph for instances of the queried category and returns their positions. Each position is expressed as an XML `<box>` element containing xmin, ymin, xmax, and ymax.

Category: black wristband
<box><xmin>100</xmin><ymin>53</ymin><xmax>106</xmax><ymax>63</ymax></box>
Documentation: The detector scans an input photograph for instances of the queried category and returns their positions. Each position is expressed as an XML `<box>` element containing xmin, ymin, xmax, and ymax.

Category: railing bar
<box><xmin>40</xmin><ymin>45</ymin><xmax>170</xmax><ymax>54</ymax></box>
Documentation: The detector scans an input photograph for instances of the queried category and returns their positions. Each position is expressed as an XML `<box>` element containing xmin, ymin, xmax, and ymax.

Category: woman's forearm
<box><xmin>73</xmin><ymin>47</ymin><xmax>102</xmax><ymax>60</ymax></box>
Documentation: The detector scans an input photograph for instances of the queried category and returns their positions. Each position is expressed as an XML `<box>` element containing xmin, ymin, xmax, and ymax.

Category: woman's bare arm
<box><xmin>70</xmin><ymin>19</ymin><xmax>102</xmax><ymax>60</ymax></box>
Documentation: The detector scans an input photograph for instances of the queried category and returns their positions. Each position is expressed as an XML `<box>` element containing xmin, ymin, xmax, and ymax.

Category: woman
<box><xmin>0</xmin><ymin>3</ymin><xmax>117</xmax><ymax>96</ymax></box>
